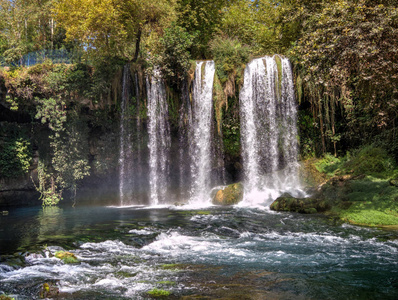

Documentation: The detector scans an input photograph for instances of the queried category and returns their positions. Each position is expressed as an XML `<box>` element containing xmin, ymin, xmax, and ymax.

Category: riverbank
<box><xmin>272</xmin><ymin>147</ymin><xmax>398</xmax><ymax>227</ymax></box>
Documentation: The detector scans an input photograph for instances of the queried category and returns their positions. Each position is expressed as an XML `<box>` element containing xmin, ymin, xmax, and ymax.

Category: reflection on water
<box><xmin>0</xmin><ymin>204</ymin><xmax>397</xmax><ymax>299</ymax></box>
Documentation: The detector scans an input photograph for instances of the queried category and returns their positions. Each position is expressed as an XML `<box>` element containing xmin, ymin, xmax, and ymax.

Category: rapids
<box><xmin>0</xmin><ymin>204</ymin><xmax>397</xmax><ymax>299</ymax></box>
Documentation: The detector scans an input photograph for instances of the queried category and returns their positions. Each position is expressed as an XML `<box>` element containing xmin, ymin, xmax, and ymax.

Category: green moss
<box><xmin>157</xmin><ymin>281</ymin><xmax>176</xmax><ymax>285</ymax></box>
<box><xmin>160</xmin><ymin>264</ymin><xmax>181</xmax><ymax>270</ymax></box>
<box><xmin>339</xmin><ymin>209</ymin><xmax>398</xmax><ymax>227</ymax></box>
<box><xmin>213</xmin><ymin>72</ymin><xmax>226</xmax><ymax>136</ymax></box>
<box><xmin>146</xmin><ymin>288</ymin><xmax>171</xmax><ymax>297</ymax></box>
<box><xmin>54</xmin><ymin>251</ymin><xmax>79</xmax><ymax>264</ymax></box>
<box><xmin>196</xmin><ymin>211</ymin><xmax>211</xmax><ymax>215</ymax></box>
<box><xmin>0</xmin><ymin>295</ymin><xmax>15</xmax><ymax>300</ymax></box>
<box><xmin>212</xmin><ymin>183</ymin><xmax>244</xmax><ymax>205</ymax></box>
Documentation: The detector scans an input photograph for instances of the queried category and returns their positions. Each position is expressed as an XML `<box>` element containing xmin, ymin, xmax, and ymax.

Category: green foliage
<box><xmin>316</xmin><ymin>145</ymin><xmax>396</xmax><ymax>179</ymax></box>
<box><xmin>289</xmin><ymin>0</ymin><xmax>398</xmax><ymax>154</ymax></box>
<box><xmin>222</xmin><ymin>122</ymin><xmax>240</xmax><ymax>159</ymax></box>
<box><xmin>153</xmin><ymin>24</ymin><xmax>195</xmax><ymax>85</ymax></box>
<box><xmin>0</xmin><ymin>125</ymin><xmax>32</xmax><ymax>178</ymax></box>
<box><xmin>66</xmin><ymin>63</ymin><xmax>93</xmax><ymax>97</ymax></box>
<box><xmin>344</xmin><ymin>146</ymin><xmax>395</xmax><ymax>177</ymax></box>
<box><xmin>146</xmin><ymin>288</ymin><xmax>171</xmax><ymax>297</ymax></box>
<box><xmin>176</xmin><ymin>0</ymin><xmax>233</xmax><ymax>57</ymax></box>
<box><xmin>315</xmin><ymin>154</ymin><xmax>343</xmax><ymax>177</ymax></box>
<box><xmin>54</xmin><ymin>0</ymin><xmax>176</xmax><ymax>61</ymax></box>
<box><xmin>298</xmin><ymin>110</ymin><xmax>318</xmax><ymax>158</ymax></box>
<box><xmin>34</xmin><ymin>98</ymin><xmax>90</xmax><ymax>206</ymax></box>
<box><xmin>209</xmin><ymin>36</ymin><xmax>251</xmax><ymax>86</ymax></box>
<box><xmin>218</xmin><ymin>0</ymin><xmax>287</xmax><ymax>55</ymax></box>
<box><xmin>35</xmin><ymin>97</ymin><xmax>67</xmax><ymax>132</ymax></box>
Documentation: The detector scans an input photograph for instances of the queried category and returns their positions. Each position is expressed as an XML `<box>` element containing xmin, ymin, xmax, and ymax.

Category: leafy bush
<box><xmin>344</xmin><ymin>146</ymin><xmax>395</xmax><ymax>177</ymax></box>
<box><xmin>151</xmin><ymin>23</ymin><xmax>195</xmax><ymax>85</ymax></box>
<box><xmin>209</xmin><ymin>36</ymin><xmax>251</xmax><ymax>86</ymax></box>
<box><xmin>315</xmin><ymin>153</ymin><xmax>342</xmax><ymax>177</ymax></box>
<box><xmin>315</xmin><ymin>145</ymin><xmax>396</xmax><ymax>178</ymax></box>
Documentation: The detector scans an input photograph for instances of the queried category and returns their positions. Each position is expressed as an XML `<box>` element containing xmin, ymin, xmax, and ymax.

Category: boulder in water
<box><xmin>270</xmin><ymin>193</ymin><xmax>329</xmax><ymax>214</ymax></box>
<box><xmin>212</xmin><ymin>183</ymin><xmax>243</xmax><ymax>205</ymax></box>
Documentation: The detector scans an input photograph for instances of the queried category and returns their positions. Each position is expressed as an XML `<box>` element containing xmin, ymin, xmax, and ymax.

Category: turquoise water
<box><xmin>0</xmin><ymin>204</ymin><xmax>397</xmax><ymax>299</ymax></box>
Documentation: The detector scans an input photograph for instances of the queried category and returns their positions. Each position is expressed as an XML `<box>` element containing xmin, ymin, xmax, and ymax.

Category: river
<box><xmin>1</xmin><ymin>203</ymin><xmax>397</xmax><ymax>299</ymax></box>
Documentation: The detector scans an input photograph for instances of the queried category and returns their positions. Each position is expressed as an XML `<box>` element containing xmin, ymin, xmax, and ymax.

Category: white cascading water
<box><xmin>280</xmin><ymin>57</ymin><xmax>300</xmax><ymax>190</ymax></box>
<box><xmin>189</xmin><ymin>61</ymin><xmax>215</xmax><ymax>203</ymax></box>
<box><xmin>146</xmin><ymin>70</ymin><xmax>171</xmax><ymax>205</ymax></box>
<box><xmin>239</xmin><ymin>56</ymin><xmax>302</xmax><ymax>205</ymax></box>
<box><xmin>119</xmin><ymin>65</ymin><xmax>134</xmax><ymax>206</ymax></box>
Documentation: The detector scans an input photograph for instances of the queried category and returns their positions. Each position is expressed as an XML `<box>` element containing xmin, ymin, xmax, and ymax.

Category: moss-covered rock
<box><xmin>270</xmin><ymin>193</ymin><xmax>330</xmax><ymax>214</ymax></box>
<box><xmin>146</xmin><ymin>288</ymin><xmax>170</xmax><ymax>298</ymax></box>
<box><xmin>212</xmin><ymin>182</ymin><xmax>243</xmax><ymax>205</ymax></box>
<box><xmin>54</xmin><ymin>251</ymin><xmax>79</xmax><ymax>264</ymax></box>
<box><xmin>39</xmin><ymin>282</ymin><xmax>59</xmax><ymax>299</ymax></box>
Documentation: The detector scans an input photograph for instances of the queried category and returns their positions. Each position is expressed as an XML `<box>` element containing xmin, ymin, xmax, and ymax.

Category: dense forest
<box><xmin>0</xmin><ymin>0</ymin><xmax>397</xmax><ymax>221</ymax></box>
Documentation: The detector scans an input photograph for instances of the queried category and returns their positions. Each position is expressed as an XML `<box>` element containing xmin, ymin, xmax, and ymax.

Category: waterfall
<box><xmin>146</xmin><ymin>70</ymin><xmax>171</xmax><ymax>205</ymax></box>
<box><xmin>119</xmin><ymin>65</ymin><xmax>134</xmax><ymax>206</ymax></box>
<box><xmin>189</xmin><ymin>61</ymin><xmax>215</xmax><ymax>203</ymax></box>
<box><xmin>239</xmin><ymin>56</ymin><xmax>302</xmax><ymax>205</ymax></box>
<box><xmin>178</xmin><ymin>80</ymin><xmax>192</xmax><ymax>200</ymax></box>
<box><xmin>280</xmin><ymin>57</ymin><xmax>300</xmax><ymax>190</ymax></box>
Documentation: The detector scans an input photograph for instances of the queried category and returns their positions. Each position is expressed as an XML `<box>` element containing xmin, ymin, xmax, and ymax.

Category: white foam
<box><xmin>128</xmin><ymin>229</ymin><xmax>155</xmax><ymax>235</ymax></box>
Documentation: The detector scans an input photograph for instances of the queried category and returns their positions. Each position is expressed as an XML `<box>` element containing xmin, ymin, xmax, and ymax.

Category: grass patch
<box><xmin>329</xmin><ymin>176</ymin><xmax>398</xmax><ymax>226</ymax></box>
<box><xmin>311</xmin><ymin>145</ymin><xmax>398</xmax><ymax>226</ymax></box>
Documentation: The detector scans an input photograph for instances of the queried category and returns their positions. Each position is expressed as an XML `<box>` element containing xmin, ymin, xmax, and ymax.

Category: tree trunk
<box><xmin>133</xmin><ymin>27</ymin><xmax>142</xmax><ymax>62</ymax></box>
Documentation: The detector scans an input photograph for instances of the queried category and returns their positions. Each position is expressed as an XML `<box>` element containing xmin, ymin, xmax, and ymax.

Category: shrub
<box><xmin>0</xmin><ymin>134</ymin><xmax>32</xmax><ymax>178</ymax></box>
<box><xmin>344</xmin><ymin>145</ymin><xmax>395</xmax><ymax>177</ymax></box>
<box><xmin>209</xmin><ymin>35</ymin><xmax>251</xmax><ymax>86</ymax></box>
<box><xmin>150</xmin><ymin>23</ymin><xmax>195</xmax><ymax>86</ymax></box>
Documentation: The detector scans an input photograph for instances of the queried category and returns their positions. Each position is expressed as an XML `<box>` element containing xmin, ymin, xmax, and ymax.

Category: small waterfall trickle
<box><xmin>189</xmin><ymin>61</ymin><xmax>216</xmax><ymax>203</ymax></box>
<box><xmin>146</xmin><ymin>70</ymin><xmax>171</xmax><ymax>205</ymax></box>
<box><xmin>119</xmin><ymin>65</ymin><xmax>134</xmax><ymax>206</ymax></box>
<box><xmin>239</xmin><ymin>56</ymin><xmax>302</xmax><ymax>205</ymax></box>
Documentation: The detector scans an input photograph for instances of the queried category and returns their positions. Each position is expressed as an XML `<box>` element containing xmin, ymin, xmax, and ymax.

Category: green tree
<box><xmin>35</xmin><ymin>97</ymin><xmax>90</xmax><ymax>206</ymax></box>
<box><xmin>289</xmin><ymin>0</ymin><xmax>398</xmax><ymax>154</ymax></box>
<box><xmin>176</xmin><ymin>0</ymin><xmax>236</xmax><ymax>57</ymax></box>
<box><xmin>53</xmin><ymin>0</ymin><xmax>176</xmax><ymax>61</ymax></box>
<box><xmin>0</xmin><ymin>0</ymin><xmax>61</xmax><ymax>63</ymax></box>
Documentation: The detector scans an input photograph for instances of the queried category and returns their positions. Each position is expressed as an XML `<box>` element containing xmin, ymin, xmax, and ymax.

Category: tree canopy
<box><xmin>0</xmin><ymin>0</ymin><xmax>397</xmax><ymax>159</ymax></box>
